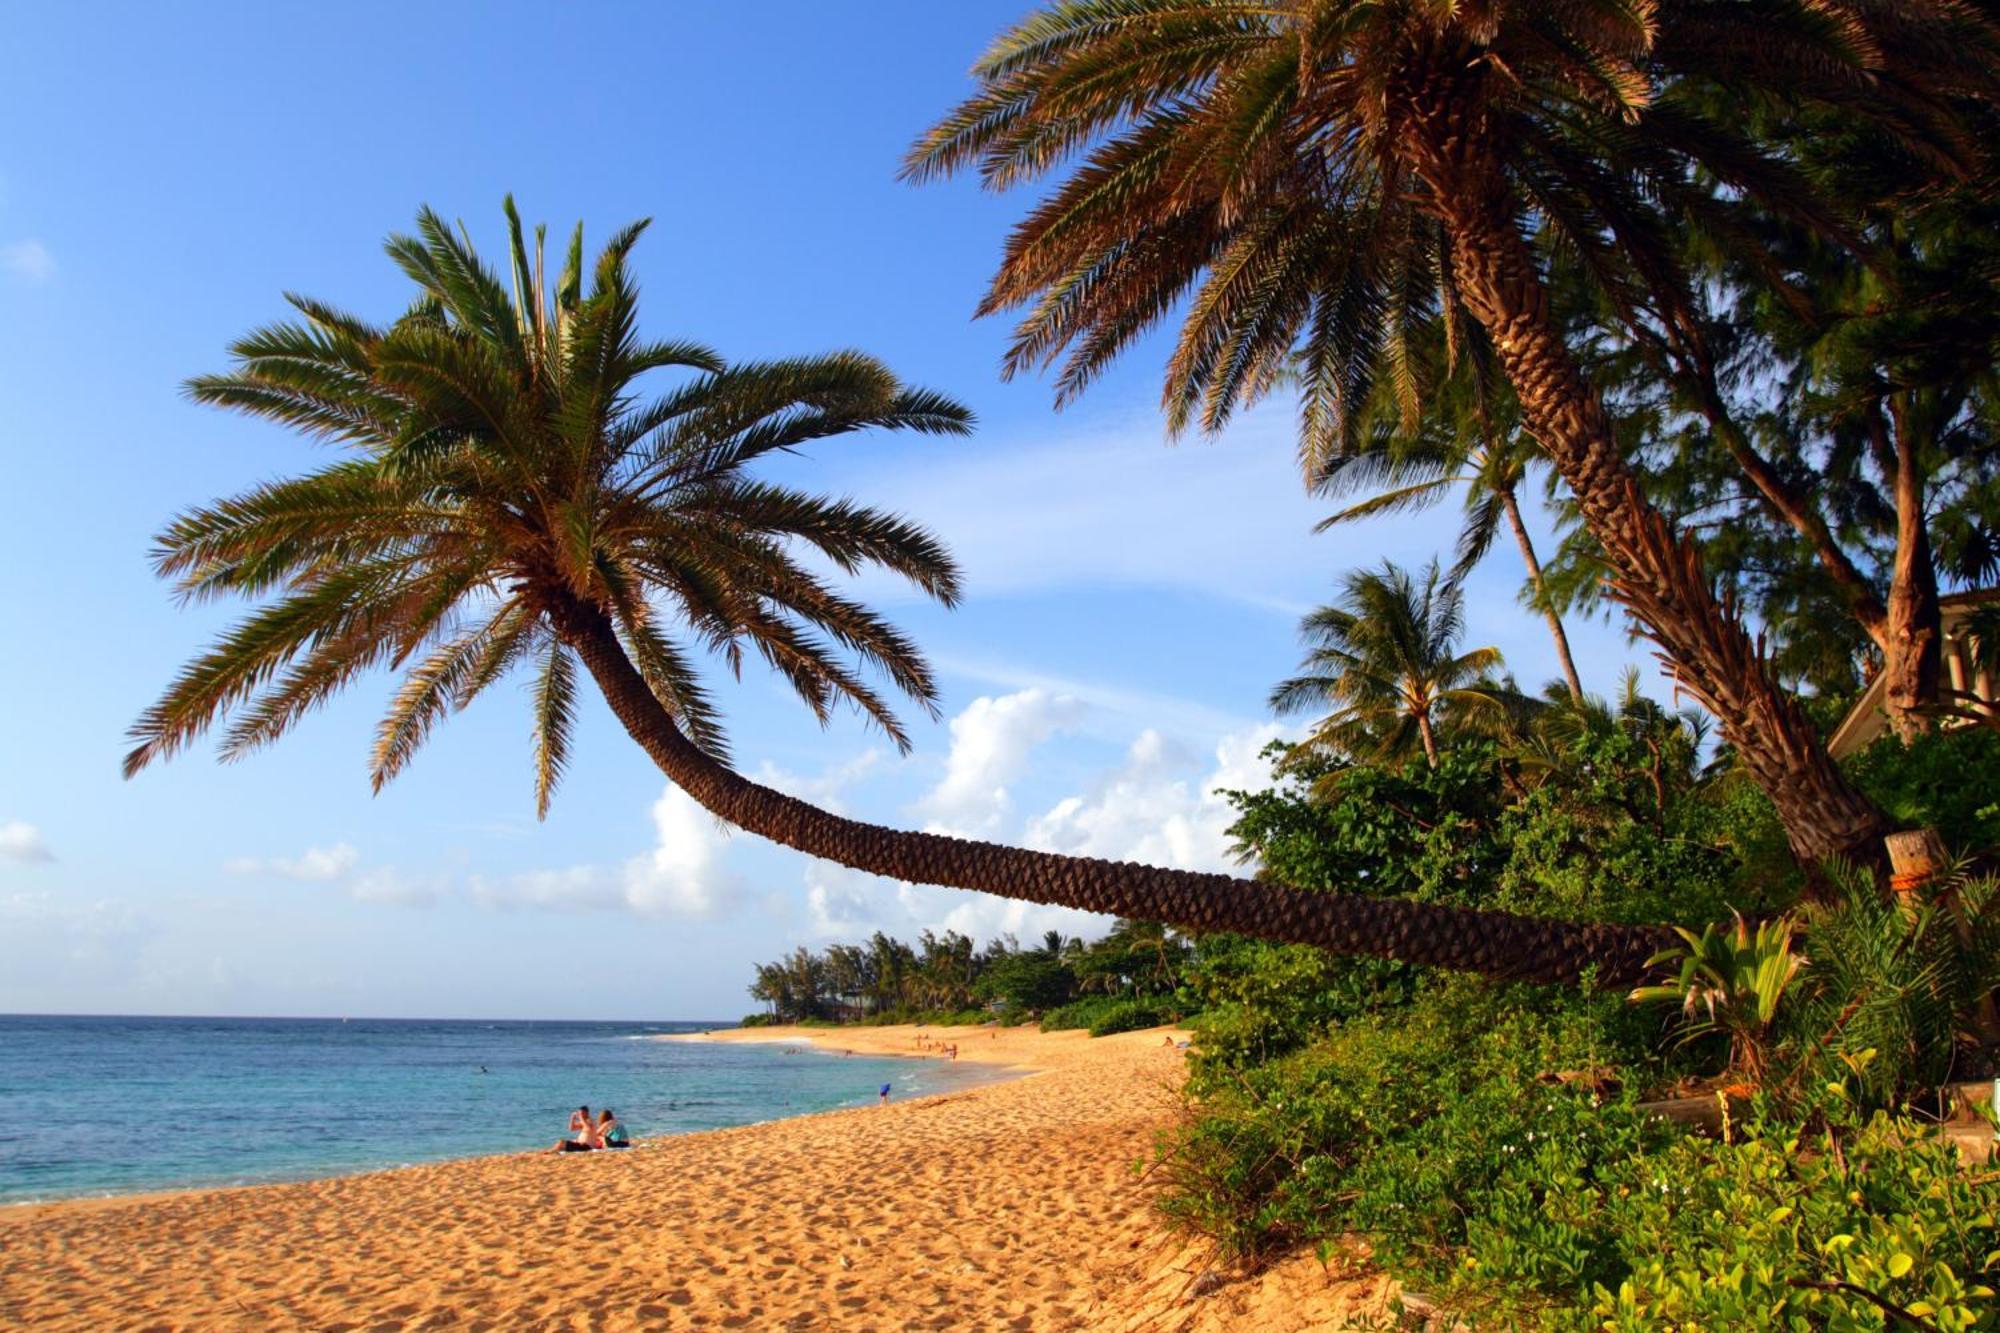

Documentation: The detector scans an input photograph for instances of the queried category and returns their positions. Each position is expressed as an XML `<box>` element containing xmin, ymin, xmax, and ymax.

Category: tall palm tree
<box><xmin>1272</xmin><ymin>561</ymin><xmax>1512</xmax><ymax>768</ymax></box>
<box><xmin>906</xmin><ymin>1</ymin><xmax>1999</xmax><ymax>868</ymax></box>
<box><xmin>1316</xmin><ymin>329</ymin><xmax>1586</xmax><ymax>703</ymax></box>
<box><xmin>127</xmin><ymin>201</ymin><xmax>1674</xmax><ymax>986</ymax></box>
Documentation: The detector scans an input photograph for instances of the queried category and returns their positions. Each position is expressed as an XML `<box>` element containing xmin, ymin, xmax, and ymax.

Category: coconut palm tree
<box><xmin>906</xmin><ymin>1</ymin><xmax>1999</xmax><ymax>868</ymax></box>
<box><xmin>1272</xmin><ymin>561</ymin><xmax>1513</xmax><ymax>768</ymax></box>
<box><xmin>1315</xmin><ymin>329</ymin><xmax>1586</xmax><ymax>703</ymax></box>
<box><xmin>127</xmin><ymin>200</ymin><xmax>1674</xmax><ymax>987</ymax></box>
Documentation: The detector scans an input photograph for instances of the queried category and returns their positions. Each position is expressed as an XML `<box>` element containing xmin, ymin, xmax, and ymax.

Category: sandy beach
<box><xmin>0</xmin><ymin>1023</ymin><xmax>1388</xmax><ymax>1330</ymax></box>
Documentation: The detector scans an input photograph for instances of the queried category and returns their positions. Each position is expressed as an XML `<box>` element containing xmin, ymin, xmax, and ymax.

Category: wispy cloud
<box><xmin>931</xmin><ymin>653</ymin><xmax>1265</xmax><ymax>744</ymax></box>
<box><xmin>225</xmin><ymin>843</ymin><xmax>358</xmax><ymax>882</ymax></box>
<box><xmin>0</xmin><ymin>821</ymin><xmax>55</xmax><ymax>864</ymax></box>
<box><xmin>777</xmin><ymin>403</ymin><xmax>1359</xmax><ymax>617</ymax></box>
<box><xmin>227</xmin><ymin>788</ymin><xmax>743</xmax><ymax>919</ymax></box>
<box><xmin>1</xmin><ymin>239</ymin><xmax>53</xmax><ymax>283</ymax></box>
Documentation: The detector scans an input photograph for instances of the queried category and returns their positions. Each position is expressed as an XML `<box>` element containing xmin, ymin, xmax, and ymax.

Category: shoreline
<box><xmin>1</xmin><ymin>1023</ymin><xmax>1394</xmax><ymax>1329</ymax></box>
<box><xmin>0</xmin><ymin>1024</ymin><xmax>1200</xmax><ymax>1327</ymax></box>
<box><xmin>0</xmin><ymin>1025</ymin><xmax>1001</xmax><ymax>1213</ymax></box>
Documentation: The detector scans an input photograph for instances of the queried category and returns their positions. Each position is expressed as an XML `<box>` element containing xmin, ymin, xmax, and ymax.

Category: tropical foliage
<box><xmin>1627</xmin><ymin>914</ymin><xmax>1805</xmax><ymax>1083</ymax></box>
<box><xmin>1154</xmin><ymin>727</ymin><xmax>2000</xmax><ymax>1326</ymax></box>
<box><xmin>744</xmin><ymin>921</ymin><xmax>1189</xmax><ymax>1028</ymax></box>
<box><xmin>126</xmin><ymin>201</ymin><xmax>970</xmax><ymax>813</ymax></box>
<box><xmin>1270</xmin><ymin>560</ymin><xmax>1513</xmax><ymax>768</ymax></box>
<box><xmin>911</xmin><ymin>0</ymin><xmax>2000</xmax><ymax>865</ymax></box>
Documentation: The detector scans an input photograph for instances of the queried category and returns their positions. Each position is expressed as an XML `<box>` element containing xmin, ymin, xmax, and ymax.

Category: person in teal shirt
<box><xmin>599</xmin><ymin>1108</ymin><xmax>631</xmax><ymax>1149</ymax></box>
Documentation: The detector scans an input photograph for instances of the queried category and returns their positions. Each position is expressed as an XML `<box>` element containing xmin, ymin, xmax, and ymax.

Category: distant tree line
<box><xmin>745</xmin><ymin>920</ymin><xmax>1190</xmax><ymax>1024</ymax></box>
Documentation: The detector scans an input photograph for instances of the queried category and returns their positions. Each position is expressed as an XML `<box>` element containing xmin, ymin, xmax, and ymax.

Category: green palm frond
<box><xmin>1272</xmin><ymin>559</ymin><xmax>1512</xmax><ymax>767</ymax></box>
<box><xmin>131</xmin><ymin>201</ymin><xmax>973</xmax><ymax>815</ymax></box>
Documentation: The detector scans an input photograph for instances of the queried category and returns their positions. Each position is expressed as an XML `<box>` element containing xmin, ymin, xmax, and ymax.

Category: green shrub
<box><xmin>1475</xmin><ymin>1091</ymin><xmax>1999</xmax><ymax>1330</ymax></box>
<box><xmin>1157</xmin><ymin>976</ymin><xmax>1665</xmax><ymax>1263</ymax></box>
<box><xmin>1040</xmin><ymin>994</ymin><xmax>1178</xmax><ymax>1033</ymax></box>
<box><xmin>1086</xmin><ymin>998</ymin><xmax>1174</xmax><ymax>1036</ymax></box>
<box><xmin>1847</xmin><ymin>727</ymin><xmax>2000</xmax><ymax>856</ymax></box>
<box><xmin>1181</xmin><ymin>935</ymin><xmax>1413</xmax><ymax>1070</ymax></box>
<box><xmin>738</xmin><ymin>1013</ymin><xmax>776</xmax><ymax>1027</ymax></box>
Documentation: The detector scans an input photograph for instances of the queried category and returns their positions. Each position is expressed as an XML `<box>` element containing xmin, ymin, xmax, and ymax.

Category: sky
<box><xmin>0</xmin><ymin>2</ymin><xmax>1659</xmax><ymax>1020</ymax></box>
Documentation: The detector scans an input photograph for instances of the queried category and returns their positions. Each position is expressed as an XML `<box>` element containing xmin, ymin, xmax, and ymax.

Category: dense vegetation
<box><xmin>744</xmin><ymin>919</ymin><xmax>1189</xmax><ymax>1035</ymax></box>
<box><xmin>1156</xmin><ymin>720</ymin><xmax>2000</xmax><ymax>1327</ymax></box>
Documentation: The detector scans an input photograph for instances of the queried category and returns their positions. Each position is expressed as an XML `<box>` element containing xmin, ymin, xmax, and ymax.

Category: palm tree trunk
<box><xmin>1415</xmin><ymin>709</ymin><xmax>1440</xmax><ymax>767</ymax></box>
<box><xmin>1395</xmin><ymin>90</ymin><xmax>1887</xmax><ymax>869</ymax></box>
<box><xmin>551</xmin><ymin>596</ymin><xmax>1673</xmax><ymax>986</ymax></box>
<box><xmin>1498</xmin><ymin>484</ymin><xmax>1586</xmax><ymax>704</ymax></box>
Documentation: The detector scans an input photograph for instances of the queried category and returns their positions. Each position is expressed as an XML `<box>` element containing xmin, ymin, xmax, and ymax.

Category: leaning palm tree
<box><xmin>1272</xmin><ymin>562</ymin><xmax>1511</xmax><ymax>768</ymax></box>
<box><xmin>127</xmin><ymin>201</ymin><xmax>1674</xmax><ymax>986</ymax></box>
<box><xmin>906</xmin><ymin>1</ymin><xmax>2000</xmax><ymax>868</ymax></box>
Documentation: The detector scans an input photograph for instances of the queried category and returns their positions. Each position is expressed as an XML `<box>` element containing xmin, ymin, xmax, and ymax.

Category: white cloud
<box><xmin>620</xmin><ymin>787</ymin><xmax>742</xmax><ymax>918</ymax></box>
<box><xmin>0</xmin><ymin>820</ymin><xmax>54</xmax><ymax>864</ymax></box>
<box><xmin>227</xmin><ymin>843</ymin><xmax>445</xmax><ymax>906</ymax></box>
<box><xmin>1</xmin><ymin>239</ymin><xmax>53</xmax><ymax>283</ymax></box>
<box><xmin>411</xmin><ymin>788</ymin><xmax>744</xmax><ymax>918</ymax></box>
<box><xmin>790</xmin><ymin>708</ymin><xmax>1294</xmax><ymax>947</ymax></box>
<box><xmin>752</xmin><ymin>748</ymin><xmax>886</xmax><ymax>817</ymax></box>
<box><xmin>1024</xmin><ymin>723</ymin><xmax>1290</xmax><ymax>874</ymax></box>
<box><xmin>226</xmin><ymin>843</ymin><xmax>359</xmax><ymax>882</ymax></box>
<box><xmin>346</xmin><ymin>867</ymin><xmax>443</xmax><ymax>908</ymax></box>
<box><xmin>912</xmin><ymin>688</ymin><xmax>1082</xmax><ymax>837</ymax></box>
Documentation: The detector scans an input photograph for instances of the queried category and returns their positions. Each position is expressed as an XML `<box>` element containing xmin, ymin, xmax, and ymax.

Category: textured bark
<box><xmin>552</xmin><ymin>598</ymin><xmax>1674</xmax><ymax>988</ymax></box>
<box><xmin>1392</xmin><ymin>62</ymin><xmax>1887</xmax><ymax>869</ymax></box>
<box><xmin>1498</xmin><ymin>484</ymin><xmax>1586</xmax><ymax>704</ymax></box>
<box><xmin>1878</xmin><ymin>398</ymin><xmax>1943</xmax><ymax>741</ymax></box>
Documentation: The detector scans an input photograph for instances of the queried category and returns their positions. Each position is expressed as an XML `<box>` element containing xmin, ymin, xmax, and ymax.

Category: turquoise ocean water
<box><xmin>0</xmin><ymin>1015</ymin><xmax>997</xmax><ymax>1204</ymax></box>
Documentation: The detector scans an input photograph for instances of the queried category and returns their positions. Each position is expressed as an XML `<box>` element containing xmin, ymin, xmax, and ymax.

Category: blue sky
<box><xmin>0</xmin><ymin>2</ymin><xmax>1655</xmax><ymax>1019</ymax></box>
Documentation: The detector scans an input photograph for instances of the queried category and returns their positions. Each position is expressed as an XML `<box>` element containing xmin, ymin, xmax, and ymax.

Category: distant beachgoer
<box><xmin>599</xmin><ymin>1108</ymin><xmax>630</xmax><ymax>1149</ymax></box>
<box><xmin>1163</xmin><ymin>1035</ymin><xmax>1175</xmax><ymax>1047</ymax></box>
<box><xmin>879</xmin><ymin>1082</ymin><xmax>892</xmax><ymax>1106</ymax></box>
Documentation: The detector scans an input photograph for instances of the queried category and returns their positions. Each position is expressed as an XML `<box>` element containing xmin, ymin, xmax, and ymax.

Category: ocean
<box><xmin>0</xmin><ymin>1015</ymin><xmax>994</xmax><ymax>1204</ymax></box>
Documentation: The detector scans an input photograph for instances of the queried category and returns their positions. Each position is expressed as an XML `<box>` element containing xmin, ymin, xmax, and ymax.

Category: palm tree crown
<box><xmin>126</xmin><ymin>200</ymin><xmax>972</xmax><ymax>814</ymax></box>
<box><xmin>1272</xmin><ymin>561</ymin><xmax>1509</xmax><ymax>768</ymax></box>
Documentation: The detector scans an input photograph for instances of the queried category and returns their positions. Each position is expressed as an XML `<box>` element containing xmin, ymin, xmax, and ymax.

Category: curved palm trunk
<box><xmin>553</xmin><ymin>598</ymin><xmax>1672</xmax><ymax>987</ymax></box>
<box><xmin>1498</xmin><ymin>485</ymin><xmax>1586</xmax><ymax>704</ymax></box>
<box><xmin>1395</xmin><ymin>76</ymin><xmax>1887</xmax><ymax>868</ymax></box>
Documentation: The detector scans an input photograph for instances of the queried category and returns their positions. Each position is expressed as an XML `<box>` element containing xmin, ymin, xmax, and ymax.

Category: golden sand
<box><xmin>0</xmin><ymin>1024</ymin><xmax>1390</xmax><ymax>1330</ymax></box>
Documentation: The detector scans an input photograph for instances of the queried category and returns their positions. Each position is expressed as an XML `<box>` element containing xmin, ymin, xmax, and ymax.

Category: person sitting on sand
<box><xmin>598</xmin><ymin>1108</ymin><xmax>630</xmax><ymax>1149</ymax></box>
<box><xmin>548</xmin><ymin>1106</ymin><xmax>603</xmax><ymax>1153</ymax></box>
